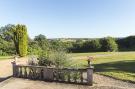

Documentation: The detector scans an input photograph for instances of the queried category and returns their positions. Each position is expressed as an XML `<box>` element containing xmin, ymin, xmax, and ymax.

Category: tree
<box><xmin>117</xmin><ymin>36</ymin><xmax>135</xmax><ymax>51</ymax></box>
<box><xmin>34</xmin><ymin>34</ymin><xmax>49</xmax><ymax>51</ymax></box>
<box><xmin>100</xmin><ymin>37</ymin><xmax>118</xmax><ymax>52</ymax></box>
<box><xmin>83</xmin><ymin>41</ymin><xmax>91</xmax><ymax>52</ymax></box>
<box><xmin>49</xmin><ymin>40</ymin><xmax>72</xmax><ymax>51</ymax></box>
<box><xmin>88</xmin><ymin>39</ymin><xmax>101</xmax><ymax>52</ymax></box>
<box><xmin>0</xmin><ymin>24</ymin><xmax>16</xmax><ymax>55</ymax></box>
<box><xmin>70</xmin><ymin>40</ymin><xmax>84</xmax><ymax>52</ymax></box>
<box><xmin>28</xmin><ymin>41</ymin><xmax>42</xmax><ymax>55</ymax></box>
<box><xmin>0</xmin><ymin>24</ymin><xmax>15</xmax><ymax>41</ymax></box>
<box><xmin>124</xmin><ymin>36</ymin><xmax>135</xmax><ymax>50</ymax></box>
<box><xmin>13</xmin><ymin>24</ymin><xmax>28</xmax><ymax>57</ymax></box>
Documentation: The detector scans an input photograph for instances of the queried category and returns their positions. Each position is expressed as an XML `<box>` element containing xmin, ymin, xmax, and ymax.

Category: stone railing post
<box><xmin>11</xmin><ymin>61</ymin><xmax>16</xmax><ymax>77</ymax></box>
<box><xmin>43</xmin><ymin>68</ymin><xmax>54</xmax><ymax>81</ymax></box>
<box><xmin>87</xmin><ymin>66</ymin><xmax>94</xmax><ymax>86</ymax></box>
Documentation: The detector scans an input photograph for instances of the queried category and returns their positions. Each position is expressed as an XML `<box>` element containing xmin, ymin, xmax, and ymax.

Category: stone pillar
<box><xmin>43</xmin><ymin>68</ymin><xmax>54</xmax><ymax>81</ymax></box>
<box><xmin>11</xmin><ymin>61</ymin><xmax>16</xmax><ymax>77</ymax></box>
<box><xmin>87</xmin><ymin>67</ymin><xmax>94</xmax><ymax>86</ymax></box>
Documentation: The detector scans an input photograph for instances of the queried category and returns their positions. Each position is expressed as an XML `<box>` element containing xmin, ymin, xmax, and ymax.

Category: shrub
<box><xmin>0</xmin><ymin>50</ymin><xmax>8</xmax><ymax>56</ymax></box>
<box><xmin>48</xmin><ymin>50</ymin><xmax>70</xmax><ymax>68</ymax></box>
<box><xmin>34</xmin><ymin>34</ymin><xmax>49</xmax><ymax>51</ymax></box>
<box><xmin>28</xmin><ymin>55</ymin><xmax>38</xmax><ymax>65</ymax></box>
<box><xmin>37</xmin><ymin>49</ymin><xmax>71</xmax><ymax>68</ymax></box>
<box><xmin>28</xmin><ymin>41</ymin><xmax>42</xmax><ymax>55</ymax></box>
<box><xmin>38</xmin><ymin>51</ymin><xmax>52</xmax><ymax>66</ymax></box>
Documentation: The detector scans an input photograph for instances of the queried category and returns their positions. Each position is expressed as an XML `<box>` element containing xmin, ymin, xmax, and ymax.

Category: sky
<box><xmin>0</xmin><ymin>0</ymin><xmax>135</xmax><ymax>38</ymax></box>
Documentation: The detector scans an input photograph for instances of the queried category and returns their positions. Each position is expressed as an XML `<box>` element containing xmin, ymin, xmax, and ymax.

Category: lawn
<box><xmin>69</xmin><ymin>52</ymin><xmax>135</xmax><ymax>83</ymax></box>
<box><xmin>0</xmin><ymin>56</ymin><xmax>13</xmax><ymax>60</ymax></box>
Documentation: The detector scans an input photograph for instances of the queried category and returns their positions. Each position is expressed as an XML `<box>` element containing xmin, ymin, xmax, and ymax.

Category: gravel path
<box><xmin>94</xmin><ymin>74</ymin><xmax>135</xmax><ymax>89</ymax></box>
<box><xmin>0</xmin><ymin>57</ymin><xmax>27</xmax><ymax>81</ymax></box>
<box><xmin>0</xmin><ymin>78</ymin><xmax>132</xmax><ymax>89</ymax></box>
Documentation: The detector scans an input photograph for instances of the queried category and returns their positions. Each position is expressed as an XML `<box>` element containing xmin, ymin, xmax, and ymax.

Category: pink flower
<box><xmin>87</xmin><ymin>56</ymin><xmax>94</xmax><ymax>61</ymax></box>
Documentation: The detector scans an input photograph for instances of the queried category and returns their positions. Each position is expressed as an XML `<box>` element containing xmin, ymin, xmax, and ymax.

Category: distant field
<box><xmin>69</xmin><ymin>52</ymin><xmax>135</xmax><ymax>83</ymax></box>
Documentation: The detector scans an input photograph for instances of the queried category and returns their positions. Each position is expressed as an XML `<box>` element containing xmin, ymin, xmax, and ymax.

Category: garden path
<box><xmin>0</xmin><ymin>57</ymin><xmax>27</xmax><ymax>82</ymax></box>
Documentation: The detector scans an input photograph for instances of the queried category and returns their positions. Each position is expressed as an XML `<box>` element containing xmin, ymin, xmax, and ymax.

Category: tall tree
<box><xmin>14</xmin><ymin>24</ymin><xmax>28</xmax><ymax>57</ymax></box>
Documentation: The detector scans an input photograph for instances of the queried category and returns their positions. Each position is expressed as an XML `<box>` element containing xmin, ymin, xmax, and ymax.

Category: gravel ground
<box><xmin>94</xmin><ymin>74</ymin><xmax>135</xmax><ymax>89</ymax></box>
<box><xmin>0</xmin><ymin>57</ymin><xmax>27</xmax><ymax>78</ymax></box>
<box><xmin>0</xmin><ymin>58</ymin><xmax>135</xmax><ymax>89</ymax></box>
<box><xmin>0</xmin><ymin>57</ymin><xmax>27</xmax><ymax>82</ymax></box>
<box><xmin>0</xmin><ymin>78</ymin><xmax>132</xmax><ymax>89</ymax></box>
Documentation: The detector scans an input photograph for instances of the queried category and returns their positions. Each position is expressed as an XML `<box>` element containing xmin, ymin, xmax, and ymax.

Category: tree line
<box><xmin>0</xmin><ymin>24</ymin><xmax>135</xmax><ymax>56</ymax></box>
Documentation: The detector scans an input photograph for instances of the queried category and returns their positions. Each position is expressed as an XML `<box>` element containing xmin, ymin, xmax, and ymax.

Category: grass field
<box><xmin>69</xmin><ymin>52</ymin><xmax>135</xmax><ymax>83</ymax></box>
<box><xmin>0</xmin><ymin>56</ymin><xmax>13</xmax><ymax>60</ymax></box>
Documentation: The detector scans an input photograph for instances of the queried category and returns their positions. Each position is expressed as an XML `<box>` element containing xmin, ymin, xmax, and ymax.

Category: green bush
<box><xmin>28</xmin><ymin>41</ymin><xmax>42</xmax><ymax>55</ymax></box>
<box><xmin>48</xmin><ymin>50</ymin><xmax>70</xmax><ymax>68</ymax></box>
<box><xmin>38</xmin><ymin>51</ymin><xmax>52</xmax><ymax>66</ymax></box>
<box><xmin>37</xmin><ymin>49</ymin><xmax>71</xmax><ymax>68</ymax></box>
<box><xmin>34</xmin><ymin>34</ymin><xmax>49</xmax><ymax>51</ymax></box>
<box><xmin>0</xmin><ymin>50</ymin><xmax>8</xmax><ymax>56</ymax></box>
<box><xmin>28</xmin><ymin>55</ymin><xmax>38</xmax><ymax>65</ymax></box>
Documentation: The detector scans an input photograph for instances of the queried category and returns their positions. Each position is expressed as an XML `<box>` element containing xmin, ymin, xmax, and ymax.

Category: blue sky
<box><xmin>0</xmin><ymin>0</ymin><xmax>135</xmax><ymax>38</ymax></box>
